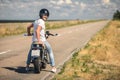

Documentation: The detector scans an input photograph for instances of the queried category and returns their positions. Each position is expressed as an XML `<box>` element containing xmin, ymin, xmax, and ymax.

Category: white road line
<box><xmin>0</xmin><ymin>50</ymin><xmax>11</xmax><ymax>55</ymax></box>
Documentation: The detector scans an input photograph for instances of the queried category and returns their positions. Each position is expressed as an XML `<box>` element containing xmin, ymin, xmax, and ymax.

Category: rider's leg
<box><xmin>44</xmin><ymin>41</ymin><xmax>56</xmax><ymax>72</ymax></box>
<box><xmin>26</xmin><ymin>44</ymin><xmax>32</xmax><ymax>68</ymax></box>
<box><xmin>44</xmin><ymin>41</ymin><xmax>55</xmax><ymax>66</ymax></box>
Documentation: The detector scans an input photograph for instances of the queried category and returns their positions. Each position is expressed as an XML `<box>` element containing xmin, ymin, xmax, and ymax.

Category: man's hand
<box><xmin>27</xmin><ymin>23</ymin><xmax>33</xmax><ymax>36</ymax></box>
<box><xmin>38</xmin><ymin>40</ymin><xmax>45</xmax><ymax>47</ymax></box>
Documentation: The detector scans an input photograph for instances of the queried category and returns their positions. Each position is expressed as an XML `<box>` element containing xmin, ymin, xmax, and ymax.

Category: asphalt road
<box><xmin>0</xmin><ymin>21</ymin><xmax>109</xmax><ymax>80</ymax></box>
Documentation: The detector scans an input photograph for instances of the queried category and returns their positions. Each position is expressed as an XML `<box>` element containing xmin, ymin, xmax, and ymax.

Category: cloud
<box><xmin>55</xmin><ymin>0</ymin><xmax>72</xmax><ymax>5</ymax></box>
<box><xmin>50</xmin><ymin>0</ymin><xmax>56</xmax><ymax>4</ymax></box>
<box><xmin>80</xmin><ymin>2</ymin><xmax>86</xmax><ymax>10</ymax></box>
<box><xmin>75</xmin><ymin>1</ymin><xmax>79</xmax><ymax>5</ymax></box>
<box><xmin>65</xmin><ymin>0</ymin><xmax>72</xmax><ymax>4</ymax></box>
<box><xmin>57</xmin><ymin>0</ymin><xmax>64</xmax><ymax>5</ymax></box>
<box><xmin>102</xmin><ymin>0</ymin><xmax>110</xmax><ymax>4</ymax></box>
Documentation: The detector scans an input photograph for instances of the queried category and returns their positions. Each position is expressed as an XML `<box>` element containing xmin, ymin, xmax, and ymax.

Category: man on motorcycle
<box><xmin>26</xmin><ymin>8</ymin><xmax>56</xmax><ymax>73</ymax></box>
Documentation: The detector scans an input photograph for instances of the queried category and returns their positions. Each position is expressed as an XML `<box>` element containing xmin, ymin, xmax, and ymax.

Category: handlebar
<box><xmin>45</xmin><ymin>31</ymin><xmax>58</xmax><ymax>39</ymax></box>
<box><xmin>24</xmin><ymin>31</ymin><xmax>58</xmax><ymax>39</ymax></box>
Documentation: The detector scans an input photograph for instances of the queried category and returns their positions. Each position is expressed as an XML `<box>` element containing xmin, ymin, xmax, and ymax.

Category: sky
<box><xmin>0</xmin><ymin>0</ymin><xmax>120</xmax><ymax>20</ymax></box>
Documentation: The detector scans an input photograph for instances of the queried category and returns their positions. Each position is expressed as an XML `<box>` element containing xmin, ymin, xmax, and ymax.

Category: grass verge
<box><xmin>52</xmin><ymin>20</ymin><xmax>120</xmax><ymax>80</ymax></box>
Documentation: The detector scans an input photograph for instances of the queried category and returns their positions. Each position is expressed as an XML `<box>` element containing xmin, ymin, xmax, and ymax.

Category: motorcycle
<box><xmin>25</xmin><ymin>31</ymin><xmax>58</xmax><ymax>73</ymax></box>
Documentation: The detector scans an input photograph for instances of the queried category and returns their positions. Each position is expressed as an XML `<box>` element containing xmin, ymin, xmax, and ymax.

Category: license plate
<box><xmin>31</xmin><ymin>50</ymin><xmax>40</xmax><ymax>56</ymax></box>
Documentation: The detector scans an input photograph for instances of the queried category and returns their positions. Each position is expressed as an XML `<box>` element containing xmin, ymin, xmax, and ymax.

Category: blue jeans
<box><xmin>26</xmin><ymin>41</ymin><xmax>55</xmax><ymax>66</ymax></box>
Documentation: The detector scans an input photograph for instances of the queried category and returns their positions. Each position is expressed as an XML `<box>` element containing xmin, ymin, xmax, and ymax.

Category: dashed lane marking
<box><xmin>0</xmin><ymin>50</ymin><xmax>11</xmax><ymax>55</ymax></box>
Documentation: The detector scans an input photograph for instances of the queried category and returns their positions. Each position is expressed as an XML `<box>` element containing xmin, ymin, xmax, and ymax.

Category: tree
<box><xmin>113</xmin><ymin>10</ymin><xmax>120</xmax><ymax>20</ymax></box>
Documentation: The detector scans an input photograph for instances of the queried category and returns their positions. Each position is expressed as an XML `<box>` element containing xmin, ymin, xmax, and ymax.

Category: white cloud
<box><xmin>19</xmin><ymin>4</ymin><xmax>25</xmax><ymax>8</ymax></box>
<box><xmin>54</xmin><ymin>6</ymin><xmax>61</xmax><ymax>9</ymax></box>
<box><xmin>102</xmin><ymin>0</ymin><xmax>110</xmax><ymax>4</ymax></box>
<box><xmin>57</xmin><ymin>0</ymin><xmax>64</xmax><ymax>5</ymax></box>
<box><xmin>80</xmin><ymin>2</ymin><xmax>86</xmax><ymax>10</ymax></box>
<box><xmin>75</xmin><ymin>1</ymin><xmax>79</xmax><ymax>5</ymax></box>
<box><xmin>56</xmin><ymin>0</ymin><xmax>72</xmax><ymax>5</ymax></box>
<box><xmin>65</xmin><ymin>0</ymin><xmax>72</xmax><ymax>4</ymax></box>
<box><xmin>50</xmin><ymin>0</ymin><xmax>56</xmax><ymax>4</ymax></box>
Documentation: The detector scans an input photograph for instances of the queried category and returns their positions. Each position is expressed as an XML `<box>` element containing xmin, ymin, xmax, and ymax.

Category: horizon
<box><xmin>0</xmin><ymin>19</ymin><xmax>108</xmax><ymax>23</ymax></box>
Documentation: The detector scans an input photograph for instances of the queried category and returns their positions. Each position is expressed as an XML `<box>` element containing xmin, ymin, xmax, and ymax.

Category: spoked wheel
<box><xmin>33</xmin><ymin>58</ymin><xmax>42</xmax><ymax>73</ymax></box>
<box><xmin>44</xmin><ymin>50</ymin><xmax>50</xmax><ymax>64</ymax></box>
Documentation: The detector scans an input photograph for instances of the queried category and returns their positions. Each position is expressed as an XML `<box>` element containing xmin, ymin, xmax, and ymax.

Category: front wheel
<box><xmin>44</xmin><ymin>50</ymin><xmax>50</xmax><ymax>64</ymax></box>
<box><xmin>33</xmin><ymin>58</ymin><xmax>41</xmax><ymax>73</ymax></box>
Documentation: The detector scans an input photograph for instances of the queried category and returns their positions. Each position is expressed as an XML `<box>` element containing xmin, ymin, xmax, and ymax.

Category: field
<box><xmin>0</xmin><ymin>20</ymin><xmax>102</xmax><ymax>38</ymax></box>
<box><xmin>0</xmin><ymin>22</ymin><xmax>29</xmax><ymax>37</ymax></box>
<box><xmin>52</xmin><ymin>20</ymin><xmax>120</xmax><ymax>80</ymax></box>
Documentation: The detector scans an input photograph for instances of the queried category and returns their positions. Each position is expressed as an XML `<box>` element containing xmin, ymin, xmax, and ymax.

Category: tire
<box><xmin>44</xmin><ymin>50</ymin><xmax>50</xmax><ymax>64</ymax></box>
<box><xmin>33</xmin><ymin>58</ymin><xmax>41</xmax><ymax>73</ymax></box>
<box><xmin>41</xmin><ymin>62</ymin><xmax>46</xmax><ymax>69</ymax></box>
<box><xmin>41</xmin><ymin>50</ymin><xmax>49</xmax><ymax>69</ymax></box>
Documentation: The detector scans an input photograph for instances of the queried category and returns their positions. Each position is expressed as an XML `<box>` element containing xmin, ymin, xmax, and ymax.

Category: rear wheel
<box><xmin>41</xmin><ymin>62</ymin><xmax>46</xmax><ymax>69</ymax></box>
<box><xmin>33</xmin><ymin>58</ymin><xmax>41</xmax><ymax>73</ymax></box>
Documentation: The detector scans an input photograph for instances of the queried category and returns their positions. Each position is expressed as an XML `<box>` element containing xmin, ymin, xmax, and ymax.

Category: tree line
<box><xmin>113</xmin><ymin>10</ymin><xmax>120</xmax><ymax>20</ymax></box>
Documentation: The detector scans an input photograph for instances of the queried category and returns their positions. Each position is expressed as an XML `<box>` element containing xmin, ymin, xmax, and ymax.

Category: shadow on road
<box><xmin>3</xmin><ymin>66</ymin><xmax>52</xmax><ymax>74</ymax></box>
<box><xmin>3</xmin><ymin>66</ymin><xmax>31</xmax><ymax>74</ymax></box>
